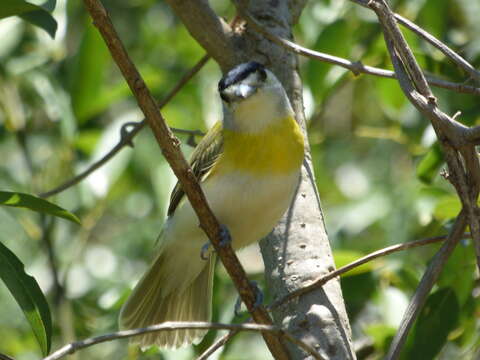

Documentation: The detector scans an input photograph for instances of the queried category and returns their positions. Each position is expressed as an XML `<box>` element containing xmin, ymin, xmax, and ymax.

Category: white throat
<box><xmin>224</xmin><ymin>87</ymin><xmax>294</xmax><ymax>134</ymax></box>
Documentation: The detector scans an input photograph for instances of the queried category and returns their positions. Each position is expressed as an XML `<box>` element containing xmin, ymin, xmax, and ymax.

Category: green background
<box><xmin>0</xmin><ymin>0</ymin><xmax>479</xmax><ymax>359</ymax></box>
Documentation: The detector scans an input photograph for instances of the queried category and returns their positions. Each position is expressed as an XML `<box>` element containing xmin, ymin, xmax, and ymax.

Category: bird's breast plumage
<box><xmin>212</xmin><ymin>115</ymin><xmax>304</xmax><ymax>176</ymax></box>
<box><xmin>202</xmin><ymin>115</ymin><xmax>304</xmax><ymax>249</ymax></box>
<box><xmin>164</xmin><ymin>115</ymin><xmax>304</xmax><ymax>250</ymax></box>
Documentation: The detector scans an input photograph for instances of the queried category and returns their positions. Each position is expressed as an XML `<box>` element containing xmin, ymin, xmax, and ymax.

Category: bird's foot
<box><xmin>234</xmin><ymin>280</ymin><xmax>264</xmax><ymax>316</ymax></box>
<box><xmin>200</xmin><ymin>225</ymin><xmax>232</xmax><ymax>260</ymax></box>
<box><xmin>200</xmin><ymin>242</ymin><xmax>212</xmax><ymax>260</ymax></box>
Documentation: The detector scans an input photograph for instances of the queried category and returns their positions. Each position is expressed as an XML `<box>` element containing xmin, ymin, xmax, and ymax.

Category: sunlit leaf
<box><xmin>0</xmin><ymin>240</ymin><xmax>52</xmax><ymax>355</ymax></box>
<box><xmin>433</xmin><ymin>195</ymin><xmax>461</xmax><ymax>221</ymax></box>
<box><xmin>0</xmin><ymin>191</ymin><xmax>80</xmax><ymax>224</ymax></box>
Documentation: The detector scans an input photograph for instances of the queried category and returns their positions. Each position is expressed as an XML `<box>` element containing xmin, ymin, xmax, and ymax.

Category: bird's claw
<box><xmin>234</xmin><ymin>280</ymin><xmax>264</xmax><ymax>316</ymax></box>
<box><xmin>200</xmin><ymin>242</ymin><xmax>211</xmax><ymax>260</ymax></box>
<box><xmin>200</xmin><ymin>225</ymin><xmax>231</xmax><ymax>260</ymax></box>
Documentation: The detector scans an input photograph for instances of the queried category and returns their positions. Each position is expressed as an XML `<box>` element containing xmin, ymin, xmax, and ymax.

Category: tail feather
<box><xmin>120</xmin><ymin>251</ymin><xmax>216</xmax><ymax>349</ymax></box>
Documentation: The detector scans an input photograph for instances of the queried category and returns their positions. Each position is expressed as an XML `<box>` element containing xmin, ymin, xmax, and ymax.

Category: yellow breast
<box><xmin>213</xmin><ymin>116</ymin><xmax>304</xmax><ymax>175</ymax></box>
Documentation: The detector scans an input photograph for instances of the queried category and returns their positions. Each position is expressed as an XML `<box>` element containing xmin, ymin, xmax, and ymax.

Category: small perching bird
<box><xmin>119</xmin><ymin>61</ymin><xmax>305</xmax><ymax>348</ymax></box>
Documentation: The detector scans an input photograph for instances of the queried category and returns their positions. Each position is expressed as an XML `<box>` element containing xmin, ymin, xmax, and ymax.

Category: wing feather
<box><xmin>167</xmin><ymin>121</ymin><xmax>223</xmax><ymax>216</ymax></box>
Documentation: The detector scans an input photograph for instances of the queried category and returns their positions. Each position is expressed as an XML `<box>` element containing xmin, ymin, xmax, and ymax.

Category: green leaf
<box><xmin>0</xmin><ymin>191</ymin><xmax>80</xmax><ymax>224</ymax></box>
<box><xmin>437</xmin><ymin>240</ymin><xmax>475</xmax><ymax>306</ymax></box>
<box><xmin>365</xmin><ymin>323</ymin><xmax>396</xmax><ymax>353</ymax></box>
<box><xmin>19</xmin><ymin>9</ymin><xmax>57</xmax><ymax>38</ymax></box>
<box><xmin>416</xmin><ymin>143</ymin><xmax>443</xmax><ymax>184</ymax></box>
<box><xmin>418</xmin><ymin>0</ymin><xmax>449</xmax><ymax>39</ymax></box>
<box><xmin>0</xmin><ymin>0</ymin><xmax>41</xmax><ymax>18</ymax></box>
<box><xmin>0</xmin><ymin>0</ymin><xmax>57</xmax><ymax>38</ymax></box>
<box><xmin>433</xmin><ymin>195</ymin><xmax>461</xmax><ymax>221</ymax></box>
<box><xmin>0</xmin><ymin>240</ymin><xmax>52</xmax><ymax>355</ymax></box>
<box><xmin>306</xmin><ymin>19</ymin><xmax>352</xmax><ymax>101</ymax></box>
<box><xmin>403</xmin><ymin>288</ymin><xmax>460</xmax><ymax>360</ymax></box>
<box><xmin>70</xmin><ymin>21</ymin><xmax>111</xmax><ymax>123</ymax></box>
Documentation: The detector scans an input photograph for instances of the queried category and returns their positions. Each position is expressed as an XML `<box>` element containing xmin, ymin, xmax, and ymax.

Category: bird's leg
<box><xmin>234</xmin><ymin>280</ymin><xmax>264</xmax><ymax>316</ymax></box>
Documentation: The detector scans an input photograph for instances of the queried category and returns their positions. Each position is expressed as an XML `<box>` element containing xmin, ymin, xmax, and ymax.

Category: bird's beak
<box><xmin>220</xmin><ymin>84</ymin><xmax>257</xmax><ymax>103</ymax></box>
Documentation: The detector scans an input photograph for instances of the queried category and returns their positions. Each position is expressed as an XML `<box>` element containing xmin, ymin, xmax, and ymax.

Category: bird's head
<box><xmin>218</xmin><ymin>61</ymin><xmax>294</xmax><ymax>133</ymax></box>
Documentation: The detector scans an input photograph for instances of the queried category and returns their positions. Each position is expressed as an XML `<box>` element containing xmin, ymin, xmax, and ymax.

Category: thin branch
<box><xmin>459</xmin><ymin>146</ymin><xmax>480</xmax><ymax>272</ymax></box>
<box><xmin>270</xmin><ymin>234</ymin><xmax>462</xmax><ymax>309</ymax></box>
<box><xmin>164</xmin><ymin>0</ymin><xmax>237</xmax><ymax>70</ymax></box>
<box><xmin>42</xmin><ymin>322</ymin><xmax>323</xmax><ymax>360</ymax></box>
<box><xmin>39</xmin><ymin>55</ymin><xmax>210</xmax><ymax>199</ymax></box>
<box><xmin>196</xmin><ymin>331</ymin><xmax>239</xmax><ymax>360</ymax></box>
<box><xmin>350</xmin><ymin>0</ymin><xmax>480</xmax><ymax>83</ymax></box>
<box><xmin>81</xmin><ymin>1</ymin><xmax>289</xmax><ymax>358</ymax></box>
<box><xmin>236</xmin><ymin>8</ymin><xmax>480</xmax><ymax>96</ymax></box>
<box><xmin>370</xmin><ymin>2</ymin><xmax>434</xmax><ymax>99</ymax></box>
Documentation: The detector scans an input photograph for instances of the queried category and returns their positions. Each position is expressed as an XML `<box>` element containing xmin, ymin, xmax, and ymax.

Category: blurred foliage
<box><xmin>0</xmin><ymin>0</ymin><xmax>479</xmax><ymax>359</ymax></box>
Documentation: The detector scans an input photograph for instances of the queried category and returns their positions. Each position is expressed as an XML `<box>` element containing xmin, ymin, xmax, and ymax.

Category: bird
<box><xmin>119</xmin><ymin>61</ymin><xmax>305</xmax><ymax>349</ymax></box>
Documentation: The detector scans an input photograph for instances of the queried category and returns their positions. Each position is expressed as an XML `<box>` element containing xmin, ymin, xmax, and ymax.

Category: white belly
<box><xmin>204</xmin><ymin>170</ymin><xmax>300</xmax><ymax>249</ymax></box>
<box><xmin>164</xmin><ymin>170</ymin><xmax>300</xmax><ymax>251</ymax></box>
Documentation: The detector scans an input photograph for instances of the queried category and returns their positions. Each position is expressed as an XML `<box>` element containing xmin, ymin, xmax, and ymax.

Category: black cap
<box><xmin>218</xmin><ymin>61</ymin><xmax>267</xmax><ymax>93</ymax></box>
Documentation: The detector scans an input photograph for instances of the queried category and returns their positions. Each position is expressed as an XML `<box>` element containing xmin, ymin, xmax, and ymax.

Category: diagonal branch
<box><xmin>81</xmin><ymin>1</ymin><xmax>290</xmax><ymax>359</ymax></box>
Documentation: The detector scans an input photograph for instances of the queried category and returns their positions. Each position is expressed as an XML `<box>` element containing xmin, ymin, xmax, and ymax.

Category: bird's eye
<box><xmin>258</xmin><ymin>68</ymin><xmax>267</xmax><ymax>82</ymax></box>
